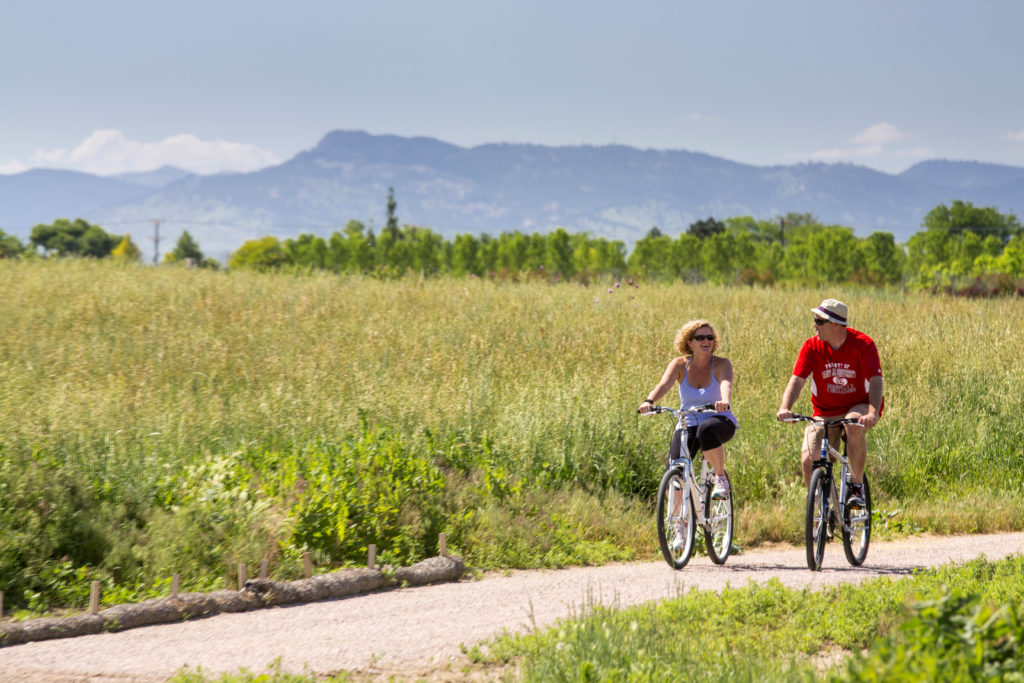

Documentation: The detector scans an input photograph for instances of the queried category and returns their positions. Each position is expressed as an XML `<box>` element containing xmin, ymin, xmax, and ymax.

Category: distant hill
<box><xmin>2</xmin><ymin>131</ymin><xmax>1022</xmax><ymax>257</ymax></box>
<box><xmin>898</xmin><ymin>159</ymin><xmax>1024</xmax><ymax>190</ymax></box>
<box><xmin>0</xmin><ymin>169</ymin><xmax>155</xmax><ymax>235</ymax></box>
<box><xmin>113</xmin><ymin>165</ymin><xmax>195</xmax><ymax>188</ymax></box>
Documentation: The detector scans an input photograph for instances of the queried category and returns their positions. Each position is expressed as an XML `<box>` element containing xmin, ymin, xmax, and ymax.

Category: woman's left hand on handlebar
<box><xmin>714</xmin><ymin>400</ymin><xmax>730</xmax><ymax>412</ymax></box>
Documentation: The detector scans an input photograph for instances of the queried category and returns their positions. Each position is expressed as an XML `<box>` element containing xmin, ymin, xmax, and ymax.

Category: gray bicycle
<box><xmin>782</xmin><ymin>414</ymin><xmax>872</xmax><ymax>570</ymax></box>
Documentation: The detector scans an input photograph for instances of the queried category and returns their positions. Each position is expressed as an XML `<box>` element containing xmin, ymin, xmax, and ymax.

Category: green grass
<box><xmin>471</xmin><ymin>554</ymin><xmax>1024</xmax><ymax>682</ymax></box>
<box><xmin>1</xmin><ymin>259</ymin><xmax>1023</xmax><ymax>612</ymax></box>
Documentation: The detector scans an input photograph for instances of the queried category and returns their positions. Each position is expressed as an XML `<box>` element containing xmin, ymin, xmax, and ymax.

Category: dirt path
<box><xmin>3</xmin><ymin>532</ymin><xmax>1023</xmax><ymax>682</ymax></box>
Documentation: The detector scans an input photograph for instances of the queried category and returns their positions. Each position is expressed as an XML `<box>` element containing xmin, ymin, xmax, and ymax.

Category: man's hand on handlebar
<box><xmin>857</xmin><ymin>411</ymin><xmax>880</xmax><ymax>429</ymax></box>
<box><xmin>776</xmin><ymin>408</ymin><xmax>794</xmax><ymax>422</ymax></box>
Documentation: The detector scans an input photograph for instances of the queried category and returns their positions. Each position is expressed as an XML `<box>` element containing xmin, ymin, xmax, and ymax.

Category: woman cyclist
<box><xmin>639</xmin><ymin>319</ymin><xmax>737</xmax><ymax>500</ymax></box>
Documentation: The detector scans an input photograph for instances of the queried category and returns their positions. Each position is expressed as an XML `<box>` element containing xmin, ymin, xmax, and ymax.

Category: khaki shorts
<box><xmin>802</xmin><ymin>423</ymin><xmax>845</xmax><ymax>459</ymax></box>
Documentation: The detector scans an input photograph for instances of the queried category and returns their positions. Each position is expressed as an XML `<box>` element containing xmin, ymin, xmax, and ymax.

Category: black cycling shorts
<box><xmin>669</xmin><ymin>416</ymin><xmax>737</xmax><ymax>462</ymax></box>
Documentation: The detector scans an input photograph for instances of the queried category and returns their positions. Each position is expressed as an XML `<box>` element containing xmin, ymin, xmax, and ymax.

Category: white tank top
<box><xmin>678</xmin><ymin>357</ymin><xmax>738</xmax><ymax>428</ymax></box>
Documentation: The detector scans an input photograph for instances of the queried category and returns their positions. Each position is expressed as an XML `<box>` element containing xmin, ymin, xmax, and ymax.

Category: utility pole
<box><xmin>151</xmin><ymin>219</ymin><xmax>163</xmax><ymax>265</ymax></box>
<box><xmin>779</xmin><ymin>217</ymin><xmax>786</xmax><ymax>248</ymax></box>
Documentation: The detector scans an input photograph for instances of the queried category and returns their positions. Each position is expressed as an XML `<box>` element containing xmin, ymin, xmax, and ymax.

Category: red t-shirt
<box><xmin>793</xmin><ymin>327</ymin><xmax>883</xmax><ymax>416</ymax></box>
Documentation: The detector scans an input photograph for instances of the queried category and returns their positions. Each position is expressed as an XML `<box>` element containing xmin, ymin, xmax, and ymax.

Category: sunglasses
<box><xmin>813</xmin><ymin>318</ymin><xmax>830</xmax><ymax>326</ymax></box>
<box><xmin>692</xmin><ymin>334</ymin><xmax>715</xmax><ymax>341</ymax></box>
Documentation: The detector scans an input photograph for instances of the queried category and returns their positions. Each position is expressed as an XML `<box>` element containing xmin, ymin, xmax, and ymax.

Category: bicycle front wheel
<box><xmin>805</xmin><ymin>468</ymin><xmax>829</xmax><ymax>571</ymax></box>
<box><xmin>656</xmin><ymin>468</ymin><xmax>696</xmax><ymax>569</ymax></box>
<box><xmin>842</xmin><ymin>474</ymin><xmax>872</xmax><ymax>566</ymax></box>
<box><xmin>703</xmin><ymin>472</ymin><xmax>734</xmax><ymax>564</ymax></box>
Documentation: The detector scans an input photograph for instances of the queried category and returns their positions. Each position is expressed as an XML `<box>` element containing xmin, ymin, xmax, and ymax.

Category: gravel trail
<box><xmin>2</xmin><ymin>532</ymin><xmax>1023</xmax><ymax>681</ymax></box>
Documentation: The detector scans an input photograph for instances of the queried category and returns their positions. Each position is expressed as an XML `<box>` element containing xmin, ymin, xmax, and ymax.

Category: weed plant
<box><xmin>1</xmin><ymin>259</ymin><xmax>1023</xmax><ymax>611</ymax></box>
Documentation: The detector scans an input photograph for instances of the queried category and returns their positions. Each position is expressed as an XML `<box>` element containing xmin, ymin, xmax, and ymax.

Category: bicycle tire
<box><xmin>805</xmin><ymin>468</ymin><xmax>829</xmax><ymax>571</ymax></box>
<box><xmin>842</xmin><ymin>474</ymin><xmax>872</xmax><ymax>566</ymax></box>
<box><xmin>656</xmin><ymin>467</ymin><xmax>696</xmax><ymax>569</ymax></box>
<box><xmin>703</xmin><ymin>471</ymin><xmax>734</xmax><ymax>565</ymax></box>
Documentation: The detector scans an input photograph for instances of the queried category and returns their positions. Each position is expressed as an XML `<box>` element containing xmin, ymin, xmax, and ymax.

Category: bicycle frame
<box><xmin>665</xmin><ymin>424</ymin><xmax>717</xmax><ymax>536</ymax></box>
<box><xmin>802</xmin><ymin>416</ymin><xmax>858</xmax><ymax>536</ymax></box>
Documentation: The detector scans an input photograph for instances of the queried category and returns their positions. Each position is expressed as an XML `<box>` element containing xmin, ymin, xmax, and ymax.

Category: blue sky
<box><xmin>2</xmin><ymin>0</ymin><xmax>1022</xmax><ymax>176</ymax></box>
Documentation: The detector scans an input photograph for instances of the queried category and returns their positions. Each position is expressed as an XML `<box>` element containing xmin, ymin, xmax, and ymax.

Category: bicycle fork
<box><xmin>667</xmin><ymin>458</ymin><xmax>708</xmax><ymax>532</ymax></box>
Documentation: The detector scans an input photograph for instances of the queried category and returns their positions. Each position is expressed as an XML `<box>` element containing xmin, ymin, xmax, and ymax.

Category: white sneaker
<box><xmin>712</xmin><ymin>475</ymin><xmax>730</xmax><ymax>500</ymax></box>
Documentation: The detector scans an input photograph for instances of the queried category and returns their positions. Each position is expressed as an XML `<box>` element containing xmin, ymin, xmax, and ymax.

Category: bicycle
<box><xmin>641</xmin><ymin>403</ymin><xmax>734</xmax><ymax>568</ymax></box>
<box><xmin>781</xmin><ymin>413</ymin><xmax>872</xmax><ymax>571</ymax></box>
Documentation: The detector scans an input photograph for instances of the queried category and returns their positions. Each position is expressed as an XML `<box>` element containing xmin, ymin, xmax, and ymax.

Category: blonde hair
<box><xmin>674</xmin><ymin>319</ymin><xmax>719</xmax><ymax>356</ymax></box>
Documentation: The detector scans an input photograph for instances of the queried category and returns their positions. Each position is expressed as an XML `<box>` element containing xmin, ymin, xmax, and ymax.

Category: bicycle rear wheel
<box><xmin>703</xmin><ymin>471</ymin><xmax>734</xmax><ymax>564</ymax></box>
<box><xmin>805</xmin><ymin>468</ymin><xmax>829</xmax><ymax>571</ymax></box>
<box><xmin>656</xmin><ymin>467</ymin><xmax>696</xmax><ymax>569</ymax></box>
<box><xmin>842</xmin><ymin>474</ymin><xmax>872</xmax><ymax>566</ymax></box>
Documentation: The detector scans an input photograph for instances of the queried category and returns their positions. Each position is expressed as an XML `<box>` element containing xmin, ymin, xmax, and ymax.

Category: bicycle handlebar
<box><xmin>780</xmin><ymin>413</ymin><xmax>863</xmax><ymax>426</ymax></box>
<box><xmin>638</xmin><ymin>403</ymin><xmax>717</xmax><ymax>416</ymax></box>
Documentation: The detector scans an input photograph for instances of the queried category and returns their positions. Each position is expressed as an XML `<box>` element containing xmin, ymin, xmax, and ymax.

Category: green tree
<box><xmin>0</xmin><ymin>229</ymin><xmax>26</xmax><ymax>258</ymax></box>
<box><xmin>627</xmin><ymin>228</ymin><xmax>677</xmax><ymax>279</ymax></box>
<box><xmin>229</xmin><ymin>236</ymin><xmax>287</xmax><ymax>271</ymax></box>
<box><xmin>673</xmin><ymin>233</ymin><xmax>704</xmax><ymax>280</ymax></box>
<box><xmin>451</xmin><ymin>233</ymin><xmax>480</xmax><ymax>276</ymax></box>
<box><xmin>780</xmin><ymin>226</ymin><xmax>863</xmax><ymax>284</ymax></box>
<box><xmin>923</xmin><ymin>200</ymin><xmax>1022</xmax><ymax>242</ymax></box>
<box><xmin>701</xmin><ymin>231</ymin><xmax>755</xmax><ymax>283</ymax></box>
<box><xmin>993</xmin><ymin>233</ymin><xmax>1024</xmax><ymax>277</ymax></box>
<box><xmin>405</xmin><ymin>225</ymin><xmax>444</xmax><ymax>274</ymax></box>
<box><xmin>329</xmin><ymin>220</ymin><xmax>375</xmax><ymax>272</ymax></box>
<box><xmin>165</xmin><ymin>231</ymin><xmax>204</xmax><ymax>264</ymax></box>
<box><xmin>688</xmin><ymin>216</ymin><xmax>725</xmax><ymax>240</ymax></box>
<box><xmin>30</xmin><ymin>218</ymin><xmax>118</xmax><ymax>258</ymax></box>
<box><xmin>384</xmin><ymin>187</ymin><xmax>400</xmax><ymax>241</ymax></box>
<box><xmin>544</xmin><ymin>228</ymin><xmax>575</xmax><ymax>279</ymax></box>
<box><xmin>376</xmin><ymin>227</ymin><xmax>412</xmax><ymax>274</ymax></box>
<box><xmin>495</xmin><ymin>231</ymin><xmax>530</xmax><ymax>272</ymax></box>
<box><xmin>856</xmin><ymin>232</ymin><xmax>904</xmax><ymax>285</ymax></box>
<box><xmin>283</xmin><ymin>234</ymin><xmax>328</xmax><ymax>269</ymax></box>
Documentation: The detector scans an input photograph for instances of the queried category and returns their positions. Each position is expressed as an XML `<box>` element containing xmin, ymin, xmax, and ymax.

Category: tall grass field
<box><xmin>1</xmin><ymin>259</ymin><xmax>1023</xmax><ymax>613</ymax></box>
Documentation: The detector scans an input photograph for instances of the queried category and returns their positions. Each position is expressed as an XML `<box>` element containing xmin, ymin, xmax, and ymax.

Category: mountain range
<box><xmin>2</xmin><ymin>130</ymin><xmax>1023</xmax><ymax>259</ymax></box>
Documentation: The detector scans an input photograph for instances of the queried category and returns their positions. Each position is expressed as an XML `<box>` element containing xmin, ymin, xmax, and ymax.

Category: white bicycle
<box><xmin>642</xmin><ymin>404</ymin><xmax>734</xmax><ymax>568</ymax></box>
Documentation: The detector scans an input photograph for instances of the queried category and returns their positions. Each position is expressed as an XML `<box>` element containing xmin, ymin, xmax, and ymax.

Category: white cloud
<box><xmin>791</xmin><ymin>122</ymin><xmax>931</xmax><ymax>170</ymax></box>
<box><xmin>9</xmin><ymin>130</ymin><xmax>281</xmax><ymax>175</ymax></box>
<box><xmin>0</xmin><ymin>160</ymin><xmax>29</xmax><ymax>174</ymax></box>
<box><xmin>850</xmin><ymin>122</ymin><xmax>902</xmax><ymax>146</ymax></box>
<box><xmin>1005</xmin><ymin>129</ymin><xmax>1024</xmax><ymax>143</ymax></box>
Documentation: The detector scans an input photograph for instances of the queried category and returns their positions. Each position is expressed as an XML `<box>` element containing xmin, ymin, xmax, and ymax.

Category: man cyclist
<box><xmin>776</xmin><ymin>298</ymin><xmax>883</xmax><ymax>508</ymax></box>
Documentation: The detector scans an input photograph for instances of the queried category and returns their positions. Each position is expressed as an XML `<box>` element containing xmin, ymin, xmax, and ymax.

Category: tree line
<box><xmin>223</xmin><ymin>197</ymin><xmax>1024</xmax><ymax>293</ymax></box>
<box><xmin>0</xmin><ymin>218</ymin><xmax>220</xmax><ymax>267</ymax></box>
<box><xmin>2</xmin><ymin>195</ymin><xmax>1022</xmax><ymax>293</ymax></box>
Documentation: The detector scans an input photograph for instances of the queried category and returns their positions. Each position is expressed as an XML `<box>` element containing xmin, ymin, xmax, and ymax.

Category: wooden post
<box><xmin>303</xmin><ymin>552</ymin><xmax>312</xmax><ymax>579</ymax></box>
<box><xmin>439</xmin><ymin>532</ymin><xmax>447</xmax><ymax>557</ymax></box>
<box><xmin>368</xmin><ymin>544</ymin><xmax>376</xmax><ymax>569</ymax></box>
<box><xmin>237</xmin><ymin>563</ymin><xmax>247</xmax><ymax>589</ymax></box>
<box><xmin>0</xmin><ymin>590</ymin><xmax>4</xmax><ymax>617</ymax></box>
<box><xmin>260</xmin><ymin>559</ymin><xmax>268</xmax><ymax>580</ymax></box>
<box><xmin>89</xmin><ymin>581</ymin><xmax>101</xmax><ymax>615</ymax></box>
<box><xmin>171</xmin><ymin>574</ymin><xmax>180</xmax><ymax>599</ymax></box>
